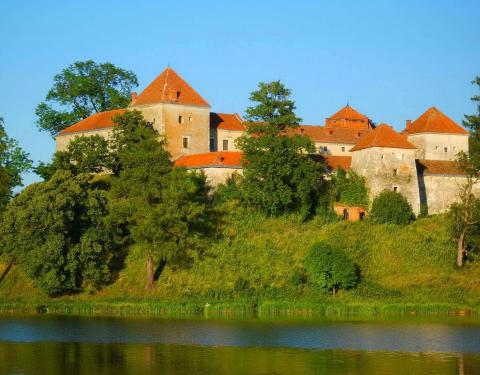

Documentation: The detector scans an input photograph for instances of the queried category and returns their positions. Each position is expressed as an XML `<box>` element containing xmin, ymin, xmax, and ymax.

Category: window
<box><xmin>182</xmin><ymin>137</ymin><xmax>189</xmax><ymax>149</ymax></box>
<box><xmin>393</xmin><ymin>186</ymin><xmax>398</xmax><ymax>192</ymax></box>
<box><xmin>393</xmin><ymin>169</ymin><xmax>397</xmax><ymax>176</ymax></box>
<box><xmin>444</xmin><ymin>146</ymin><xmax>448</xmax><ymax>153</ymax></box>
<box><xmin>189</xmin><ymin>116</ymin><xmax>193</xmax><ymax>122</ymax></box>
<box><xmin>323</xmin><ymin>146</ymin><xmax>328</xmax><ymax>152</ymax></box>
<box><xmin>222</xmin><ymin>139</ymin><xmax>229</xmax><ymax>151</ymax></box>
<box><xmin>178</xmin><ymin>115</ymin><xmax>183</xmax><ymax>124</ymax></box>
<box><xmin>210</xmin><ymin>138</ymin><xmax>215</xmax><ymax>151</ymax></box>
<box><xmin>435</xmin><ymin>146</ymin><xmax>439</xmax><ymax>150</ymax></box>
<box><xmin>341</xmin><ymin>146</ymin><xmax>346</xmax><ymax>152</ymax></box>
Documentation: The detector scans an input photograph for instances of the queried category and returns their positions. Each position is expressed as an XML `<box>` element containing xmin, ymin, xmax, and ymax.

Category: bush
<box><xmin>370</xmin><ymin>190</ymin><xmax>413</xmax><ymax>225</ymax></box>
<box><xmin>304</xmin><ymin>241</ymin><xmax>358</xmax><ymax>296</ymax></box>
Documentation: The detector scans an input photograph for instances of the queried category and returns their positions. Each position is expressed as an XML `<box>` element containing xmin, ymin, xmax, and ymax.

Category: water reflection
<box><xmin>1</xmin><ymin>341</ymin><xmax>479</xmax><ymax>375</ymax></box>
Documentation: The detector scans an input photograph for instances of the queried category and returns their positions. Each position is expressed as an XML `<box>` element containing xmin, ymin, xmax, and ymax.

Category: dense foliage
<box><xmin>304</xmin><ymin>241</ymin><xmax>358</xmax><ymax>295</ymax></box>
<box><xmin>331</xmin><ymin>168</ymin><xmax>368</xmax><ymax>207</ymax></box>
<box><xmin>0</xmin><ymin>171</ymin><xmax>119</xmax><ymax>296</ymax></box>
<box><xmin>237</xmin><ymin>81</ymin><xmax>325</xmax><ymax>217</ymax></box>
<box><xmin>35</xmin><ymin>60</ymin><xmax>138</xmax><ymax>136</ymax></box>
<box><xmin>464</xmin><ymin>76</ymin><xmax>480</xmax><ymax>158</ymax></box>
<box><xmin>36</xmin><ymin>135</ymin><xmax>112</xmax><ymax>180</ymax></box>
<box><xmin>370</xmin><ymin>190</ymin><xmax>413</xmax><ymax>225</ymax></box>
<box><xmin>0</xmin><ymin>117</ymin><xmax>32</xmax><ymax>209</ymax></box>
<box><xmin>108</xmin><ymin>111</ymin><xmax>212</xmax><ymax>288</ymax></box>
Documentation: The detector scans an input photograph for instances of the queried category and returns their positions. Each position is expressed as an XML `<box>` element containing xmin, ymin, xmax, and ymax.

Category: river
<box><xmin>1</xmin><ymin>315</ymin><xmax>479</xmax><ymax>374</ymax></box>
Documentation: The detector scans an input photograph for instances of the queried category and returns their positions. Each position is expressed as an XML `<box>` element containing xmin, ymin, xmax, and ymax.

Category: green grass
<box><xmin>1</xmin><ymin>210</ymin><xmax>480</xmax><ymax>318</ymax></box>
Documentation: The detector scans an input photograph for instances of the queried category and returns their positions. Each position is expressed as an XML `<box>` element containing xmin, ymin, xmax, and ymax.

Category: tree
<box><xmin>304</xmin><ymin>241</ymin><xmax>358</xmax><ymax>296</ymax></box>
<box><xmin>370</xmin><ymin>190</ymin><xmax>413</xmax><ymax>225</ymax></box>
<box><xmin>35</xmin><ymin>60</ymin><xmax>138</xmax><ymax>136</ymax></box>
<box><xmin>331</xmin><ymin>168</ymin><xmax>368</xmax><ymax>207</ymax></box>
<box><xmin>463</xmin><ymin>76</ymin><xmax>480</xmax><ymax>157</ymax></box>
<box><xmin>0</xmin><ymin>171</ymin><xmax>119</xmax><ymax>295</ymax></box>
<box><xmin>237</xmin><ymin>81</ymin><xmax>325</xmax><ymax>217</ymax></box>
<box><xmin>35</xmin><ymin>135</ymin><xmax>112</xmax><ymax>180</ymax></box>
<box><xmin>0</xmin><ymin>117</ymin><xmax>32</xmax><ymax>209</ymax></box>
<box><xmin>448</xmin><ymin>152</ymin><xmax>480</xmax><ymax>267</ymax></box>
<box><xmin>108</xmin><ymin>111</ymin><xmax>211</xmax><ymax>289</ymax></box>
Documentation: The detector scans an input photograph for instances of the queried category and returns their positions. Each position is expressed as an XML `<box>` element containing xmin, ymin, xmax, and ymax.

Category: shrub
<box><xmin>304</xmin><ymin>241</ymin><xmax>359</xmax><ymax>296</ymax></box>
<box><xmin>370</xmin><ymin>190</ymin><xmax>413</xmax><ymax>225</ymax></box>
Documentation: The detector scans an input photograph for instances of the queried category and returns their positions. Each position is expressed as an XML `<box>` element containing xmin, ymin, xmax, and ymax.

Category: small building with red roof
<box><xmin>209</xmin><ymin>113</ymin><xmax>245</xmax><ymax>152</ymax></box>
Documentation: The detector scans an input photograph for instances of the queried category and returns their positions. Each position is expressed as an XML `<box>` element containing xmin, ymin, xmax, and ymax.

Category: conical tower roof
<box><xmin>350</xmin><ymin>124</ymin><xmax>416</xmax><ymax>151</ymax></box>
<box><xmin>131</xmin><ymin>67</ymin><xmax>210</xmax><ymax>107</ymax></box>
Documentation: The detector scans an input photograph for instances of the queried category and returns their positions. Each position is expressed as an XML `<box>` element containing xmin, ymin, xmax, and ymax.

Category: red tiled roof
<box><xmin>210</xmin><ymin>113</ymin><xmax>245</xmax><ymax>131</ymax></box>
<box><xmin>350</xmin><ymin>124</ymin><xmax>416</xmax><ymax>151</ymax></box>
<box><xmin>416</xmin><ymin>159</ymin><xmax>464</xmax><ymax>176</ymax></box>
<box><xmin>405</xmin><ymin>107</ymin><xmax>468</xmax><ymax>135</ymax></box>
<box><xmin>329</xmin><ymin>105</ymin><xmax>368</xmax><ymax>121</ymax></box>
<box><xmin>326</xmin><ymin>105</ymin><xmax>374</xmax><ymax>130</ymax></box>
<box><xmin>321</xmin><ymin>155</ymin><xmax>352</xmax><ymax>170</ymax></box>
<box><xmin>131</xmin><ymin>67</ymin><xmax>209</xmax><ymax>107</ymax></box>
<box><xmin>58</xmin><ymin>109</ymin><xmax>126</xmax><ymax>135</ymax></box>
<box><xmin>297</xmin><ymin>125</ymin><xmax>371</xmax><ymax>144</ymax></box>
<box><xmin>175</xmin><ymin>152</ymin><xmax>243</xmax><ymax>168</ymax></box>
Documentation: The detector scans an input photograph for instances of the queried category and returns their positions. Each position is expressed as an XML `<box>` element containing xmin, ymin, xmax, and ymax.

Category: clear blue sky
<box><xmin>1</xmin><ymin>0</ymin><xmax>479</xmax><ymax>186</ymax></box>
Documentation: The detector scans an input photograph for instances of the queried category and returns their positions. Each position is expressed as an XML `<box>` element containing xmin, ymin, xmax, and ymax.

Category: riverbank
<box><xmin>1</xmin><ymin>300</ymin><xmax>479</xmax><ymax>319</ymax></box>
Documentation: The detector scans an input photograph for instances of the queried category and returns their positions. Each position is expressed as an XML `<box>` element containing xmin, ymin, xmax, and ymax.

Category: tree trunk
<box><xmin>457</xmin><ymin>231</ymin><xmax>466</xmax><ymax>267</ymax></box>
<box><xmin>332</xmin><ymin>286</ymin><xmax>337</xmax><ymax>297</ymax></box>
<box><xmin>146</xmin><ymin>254</ymin><xmax>154</xmax><ymax>289</ymax></box>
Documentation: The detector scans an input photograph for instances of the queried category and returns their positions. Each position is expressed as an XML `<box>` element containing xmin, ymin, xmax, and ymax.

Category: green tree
<box><xmin>237</xmin><ymin>81</ymin><xmax>325</xmax><ymax>217</ymax></box>
<box><xmin>304</xmin><ymin>241</ymin><xmax>358</xmax><ymax>296</ymax></box>
<box><xmin>108</xmin><ymin>111</ymin><xmax>211</xmax><ymax>289</ymax></box>
<box><xmin>448</xmin><ymin>152</ymin><xmax>480</xmax><ymax>267</ymax></box>
<box><xmin>0</xmin><ymin>117</ymin><xmax>32</xmax><ymax>209</ymax></box>
<box><xmin>370</xmin><ymin>190</ymin><xmax>413</xmax><ymax>225</ymax></box>
<box><xmin>331</xmin><ymin>168</ymin><xmax>369</xmax><ymax>207</ymax></box>
<box><xmin>35</xmin><ymin>135</ymin><xmax>112</xmax><ymax>180</ymax></box>
<box><xmin>0</xmin><ymin>171</ymin><xmax>119</xmax><ymax>295</ymax></box>
<box><xmin>35</xmin><ymin>60</ymin><xmax>138</xmax><ymax>136</ymax></box>
<box><xmin>463</xmin><ymin>76</ymin><xmax>480</xmax><ymax>157</ymax></box>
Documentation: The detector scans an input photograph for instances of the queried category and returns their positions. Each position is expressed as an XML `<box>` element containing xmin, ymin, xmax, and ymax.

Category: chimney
<box><xmin>406</xmin><ymin>120</ymin><xmax>412</xmax><ymax>129</ymax></box>
<box><xmin>130</xmin><ymin>92</ymin><xmax>137</xmax><ymax>103</ymax></box>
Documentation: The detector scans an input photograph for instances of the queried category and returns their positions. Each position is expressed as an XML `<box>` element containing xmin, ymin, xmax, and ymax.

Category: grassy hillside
<box><xmin>1</xmin><ymin>210</ymin><xmax>479</xmax><ymax>316</ymax></box>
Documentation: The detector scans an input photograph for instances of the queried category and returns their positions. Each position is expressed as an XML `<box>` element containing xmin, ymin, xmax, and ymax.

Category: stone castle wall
<box><xmin>407</xmin><ymin>133</ymin><xmax>468</xmax><ymax>161</ymax></box>
<box><xmin>351</xmin><ymin>147</ymin><xmax>421</xmax><ymax>214</ymax></box>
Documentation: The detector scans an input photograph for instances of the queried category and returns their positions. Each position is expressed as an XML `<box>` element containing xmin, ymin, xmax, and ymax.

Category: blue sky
<box><xmin>1</xmin><ymin>0</ymin><xmax>479</xmax><ymax>186</ymax></box>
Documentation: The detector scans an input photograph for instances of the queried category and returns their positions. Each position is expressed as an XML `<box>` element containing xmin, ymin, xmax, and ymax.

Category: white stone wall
<box><xmin>351</xmin><ymin>147</ymin><xmax>421</xmax><ymax>214</ymax></box>
<box><xmin>55</xmin><ymin>128</ymin><xmax>114</xmax><ymax>152</ymax></box>
<box><xmin>314</xmin><ymin>142</ymin><xmax>355</xmax><ymax>156</ymax></box>
<box><xmin>197</xmin><ymin>167</ymin><xmax>243</xmax><ymax>186</ymax></box>
<box><xmin>215</xmin><ymin>129</ymin><xmax>244</xmax><ymax>152</ymax></box>
<box><xmin>407</xmin><ymin>133</ymin><xmax>468</xmax><ymax>161</ymax></box>
<box><xmin>420</xmin><ymin>174</ymin><xmax>480</xmax><ymax>214</ymax></box>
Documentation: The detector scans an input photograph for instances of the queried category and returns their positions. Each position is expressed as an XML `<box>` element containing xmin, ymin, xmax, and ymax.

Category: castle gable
<box><xmin>405</xmin><ymin>107</ymin><xmax>468</xmax><ymax>135</ymax></box>
<box><xmin>350</xmin><ymin>124</ymin><xmax>415</xmax><ymax>151</ymax></box>
<box><xmin>325</xmin><ymin>104</ymin><xmax>374</xmax><ymax>130</ymax></box>
<box><xmin>131</xmin><ymin>67</ymin><xmax>210</xmax><ymax>107</ymax></box>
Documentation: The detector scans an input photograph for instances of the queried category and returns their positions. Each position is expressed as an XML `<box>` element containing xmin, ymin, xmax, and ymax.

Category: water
<box><xmin>1</xmin><ymin>315</ymin><xmax>480</xmax><ymax>374</ymax></box>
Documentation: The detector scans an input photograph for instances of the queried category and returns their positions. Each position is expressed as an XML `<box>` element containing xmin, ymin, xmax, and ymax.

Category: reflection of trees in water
<box><xmin>1</xmin><ymin>342</ymin><xmax>479</xmax><ymax>375</ymax></box>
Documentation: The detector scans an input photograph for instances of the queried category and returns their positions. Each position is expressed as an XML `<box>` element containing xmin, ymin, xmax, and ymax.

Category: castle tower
<box><xmin>129</xmin><ymin>67</ymin><xmax>211</xmax><ymax>157</ymax></box>
<box><xmin>404</xmin><ymin>107</ymin><xmax>469</xmax><ymax>161</ymax></box>
<box><xmin>350</xmin><ymin>124</ymin><xmax>420</xmax><ymax>214</ymax></box>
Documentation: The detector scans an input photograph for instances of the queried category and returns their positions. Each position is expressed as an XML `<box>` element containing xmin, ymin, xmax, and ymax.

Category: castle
<box><xmin>56</xmin><ymin>67</ymin><xmax>474</xmax><ymax>216</ymax></box>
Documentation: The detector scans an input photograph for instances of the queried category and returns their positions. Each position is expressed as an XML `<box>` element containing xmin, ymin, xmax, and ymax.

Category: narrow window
<box><xmin>393</xmin><ymin>169</ymin><xmax>397</xmax><ymax>176</ymax></box>
<box><xmin>223</xmin><ymin>139</ymin><xmax>229</xmax><ymax>151</ymax></box>
<box><xmin>341</xmin><ymin>146</ymin><xmax>346</xmax><ymax>152</ymax></box>
<box><xmin>182</xmin><ymin>137</ymin><xmax>189</xmax><ymax>149</ymax></box>
<box><xmin>323</xmin><ymin>146</ymin><xmax>328</xmax><ymax>152</ymax></box>
<box><xmin>444</xmin><ymin>146</ymin><xmax>448</xmax><ymax>153</ymax></box>
<box><xmin>393</xmin><ymin>186</ymin><xmax>398</xmax><ymax>192</ymax></box>
<box><xmin>343</xmin><ymin>208</ymin><xmax>349</xmax><ymax>220</ymax></box>
<box><xmin>210</xmin><ymin>138</ymin><xmax>215</xmax><ymax>151</ymax></box>
<box><xmin>178</xmin><ymin>115</ymin><xmax>183</xmax><ymax>124</ymax></box>
<box><xmin>189</xmin><ymin>116</ymin><xmax>193</xmax><ymax>122</ymax></box>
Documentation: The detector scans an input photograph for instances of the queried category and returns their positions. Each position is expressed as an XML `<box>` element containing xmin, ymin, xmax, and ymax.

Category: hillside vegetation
<box><xmin>1</xmin><ymin>210</ymin><xmax>479</xmax><ymax>316</ymax></box>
